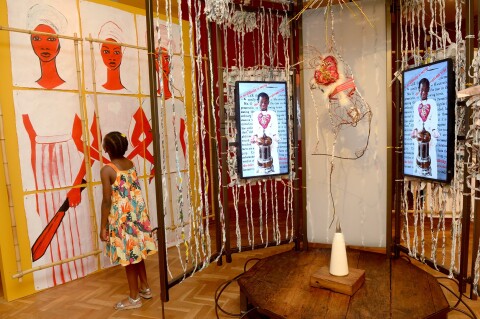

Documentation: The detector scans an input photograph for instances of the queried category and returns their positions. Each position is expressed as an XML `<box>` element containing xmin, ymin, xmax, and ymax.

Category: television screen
<box><xmin>402</xmin><ymin>58</ymin><xmax>455</xmax><ymax>183</ymax></box>
<box><xmin>235</xmin><ymin>81</ymin><xmax>290</xmax><ymax>179</ymax></box>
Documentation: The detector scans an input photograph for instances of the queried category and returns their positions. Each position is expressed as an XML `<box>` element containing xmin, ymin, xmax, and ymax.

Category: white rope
<box><xmin>206</xmin><ymin>22</ymin><xmax>226</xmax><ymax>262</ymax></box>
<box><xmin>155</xmin><ymin>0</ymin><xmax>175</xmax><ymax>280</ymax></box>
<box><xmin>187</xmin><ymin>0</ymin><xmax>203</xmax><ymax>271</ymax></box>
<box><xmin>248</xmin><ymin>183</ymin><xmax>255</xmax><ymax>249</ymax></box>
<box><xmin>264</xmin><ymin>180</ymin><xmax>269</xmax><ymax>247</ymax></box>
<box><xmin>473</xmin><ymin>240</ymin><xmax>480</xmax><ymax>295</ymax></box>
<box><xmin>176</xmin><ymin>0</ymin><xmax>193</xmax><ymax>268</ymax></box>
<box><xmin>274</xmin><ymin>180</ymin><xmax>280</xmax><ymax>244</ymax></box>
<box><xmin>259</xmin><ymin>180</ymin><xmax>264</xmax><ymax>243</ymax></box>
<box><xmin>204</xmin><ymin>0</ymin><xmax>231</xmax><ymax>24</ymax></box>
<box><xmin>429</xmin><ymin>183</ymin><xmax>439</xmax><ymax>269</ymax></box>
<box><xmin>243</xmin><ymin>185</ymin><xmax>252</xmax><ymax>247</ymax></box>
<box><xmin>402</xmin><ymin>180</ymin><xmax>411</xmax><ymax>253</ymax></box>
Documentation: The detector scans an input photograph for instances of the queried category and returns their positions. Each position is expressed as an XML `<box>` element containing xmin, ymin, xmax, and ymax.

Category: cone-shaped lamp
<box><xmin>329</xmin><ymin>223</ymin><xmax>349</xmax><ymax>276</ymax></box>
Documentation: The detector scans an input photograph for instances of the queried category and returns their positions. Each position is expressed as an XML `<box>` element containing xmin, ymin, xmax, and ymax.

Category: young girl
<box><xmin>100</xmin><ymin>131</ymin><xmax>157</xmax><ymax>310</ymax></box>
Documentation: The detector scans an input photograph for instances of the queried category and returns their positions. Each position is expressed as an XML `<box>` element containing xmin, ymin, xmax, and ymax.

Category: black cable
<box><xmin>215</xmin><ymin>257</ymin><xmax>264</xmax><ymax>318</ymax></box>
<box><xmin>398</xmin><ymin>257</ymin><xmax>477</xmax><ymax>318</ymax></box>
<box><xmin>215</xmin><ymin>273</ymin><xmax>245</xmax><ymax>318</ymax></box>
<box><xmin>434</xmin><ymin>276</ymin><xmax>464</xmax><ymax>308</ymax></box>
<box><xmin>399</xmin><ymin>254</ymin><xmax>412</xmax><ymax>263</ymax></box>
<box><xmin>434</xmin><ymin>277</ymin><xmax>478</xmax><ymax>319</ymax></box>
<box><xmin>240</xmin><ymin>306</ymin><xmax>260</xmax><ymax>318</ymax></box>
<box><xmin>243</xmin><ymin>258</ymin><xmax>261</xmax><ymax>272</ymax></box>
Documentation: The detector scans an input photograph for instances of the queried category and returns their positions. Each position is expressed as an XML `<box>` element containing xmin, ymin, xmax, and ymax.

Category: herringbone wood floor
<box><xmin>0</xmin><ymin>244</ymin><xmax>294</xmax><ymax>319</ymax></box>
<box><xmin>0</xmin><ymin>243</ymin><xmax>478</xmax><ymax>318</ymax></box>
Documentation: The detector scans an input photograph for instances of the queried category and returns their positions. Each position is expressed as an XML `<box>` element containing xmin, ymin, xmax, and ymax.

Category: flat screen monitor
<box><xmin>235</xmin><ymin>81</ymin><xmax>290</xmax><ymax>179</ymax></box>
<box><xmin>402</xmin><ymin>58</ymin><xmax>455</xmax><ymax>183</ymax></box>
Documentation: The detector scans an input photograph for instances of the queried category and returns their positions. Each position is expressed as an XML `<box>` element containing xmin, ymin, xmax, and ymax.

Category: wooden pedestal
<box><xmin>310</xmin><ymin>266</ymin><xmax>365</xmax><ymax>296</ymax></box>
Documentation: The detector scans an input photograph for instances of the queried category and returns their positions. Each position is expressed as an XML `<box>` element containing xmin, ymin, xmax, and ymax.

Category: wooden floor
<box><xmin>0</xmin><ymin>243</ymin><xmax>478</xmax><ymax>318</ymax></box>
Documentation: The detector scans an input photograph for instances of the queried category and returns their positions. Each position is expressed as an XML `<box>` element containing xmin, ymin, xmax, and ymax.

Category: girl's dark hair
<box><xmin>103</xmin><ymin>131</ymin><xmax>128</xmax><ymax>157</ymax></box>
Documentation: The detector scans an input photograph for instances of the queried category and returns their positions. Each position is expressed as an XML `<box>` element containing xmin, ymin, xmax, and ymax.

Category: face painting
<box><xmin>31</xmin><ymin>24</ymin><xmax>60</xmax><ymax>62</ymax></box>
<box><xmin>101</xmin><ymin>38</ymin><xmax>123</xmax><ymax>70</ymax></box>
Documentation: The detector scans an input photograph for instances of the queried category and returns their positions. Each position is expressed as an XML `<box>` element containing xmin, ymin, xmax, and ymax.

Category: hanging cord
<box><xmin>258</xmin><ymin>180</ymin><xmax>264</xmax><ymax>243</ymax></box>
<box><xmin>206</xmin><ymin>12</ymin><xmax>226</xmax><ymax>262</ymax></box>
<box><xmin>473</xmin><ymin>240</ymin><xmax>480</xmax><ymax>295</ymax></box>
<box><xmin>429</xmin><ymin>183</ymin><xmax>440</xmax><ymax>270</ymax></box>
<box><xmin>243</xmin><ymin>185</ymin><xmax>252</xmax><ymax>247</ymax></box>
<box><xmin>186</xmin><ymin>0</ymin><xmax>202</xmax><ymax>271</ymax></box>
<box><xmin>248</xmin><ymin>183</ymin><xmax>255</xmax><ymax>249</ymax></box>
<box><xmin>176</xmin><ymin>0</ymin><xmax>196</xmax><ymax>271</ymax></box>
<box><xmin>155</xmin><ymin>0</ymin><xmax>175</xmax><ymax>280</ymax></box>
<box><xmin>263</xmin><ymin>181</ymin><xmax>269</xmax><ymax>247</ymax></box>
<box><xmin>193</xmin><ymin>0</ymin><xmax>211</xmax><ymax>270</ymax></box>
<box><xmin>165</xmin><ymin>0</ymin><xmax>189</xmax><ymax>279</ymax></box>
<box><xmin>402</xmin><ymin>180</ymin><xmax>411</xmax><ymax>253</ymax></box>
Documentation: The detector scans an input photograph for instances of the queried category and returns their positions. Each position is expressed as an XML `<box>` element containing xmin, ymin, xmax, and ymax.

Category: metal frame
<box><xmin>391</xmin><ymin>0</ymin><xmax>480</xmax><ymax>298</ymax></box>
<box><xmin>145</xmin><ymin>0</ymin><xmax>303</xmax><ymax>303</ymax></box>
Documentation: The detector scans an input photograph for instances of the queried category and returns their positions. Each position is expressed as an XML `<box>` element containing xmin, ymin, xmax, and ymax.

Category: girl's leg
<box><xmin>136</xmin><ymin>260</ymin><xmax>149</xmax><ymax>290</ymax></box>
<box><xmin>113</xmin><ymin>264</ymin><xmax>142</xmax><ymax>309</ymax></box>
<box><xmin>125</xmin><ymin>264</ymin><xmax>139</xmax><ymax>299</ymax></box>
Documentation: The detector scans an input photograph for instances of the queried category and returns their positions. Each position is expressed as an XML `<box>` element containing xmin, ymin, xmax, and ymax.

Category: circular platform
<box><xmin>237</xmin><ymin>248</ymin><xmax>450</xmax><ymax>318</ymax></box>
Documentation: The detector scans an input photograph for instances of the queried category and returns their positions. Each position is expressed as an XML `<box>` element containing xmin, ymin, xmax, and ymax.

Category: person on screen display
<box><xmin>411</xmin><ymin>78</ymin><xmax>439</xmax><ymax>178</ymax></box>
<box><xmin>250</xmin><ymin>92</ymin><xmax>279</xmax><ymax>174</ymax></box>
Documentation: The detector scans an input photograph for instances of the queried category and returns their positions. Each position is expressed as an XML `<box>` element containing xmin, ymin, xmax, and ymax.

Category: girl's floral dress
<box><xmin>105</xmin><ymin>163</ymin><xmax>157</xmax><ymax>266</ymax></box>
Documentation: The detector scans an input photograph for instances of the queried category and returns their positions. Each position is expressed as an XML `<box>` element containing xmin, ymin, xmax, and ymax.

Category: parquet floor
<box><xmin>0</xmin><ymin>242</ymin><xmax>479</xmax><ymax>318</ymax></box>
<box><xmin>0</xmin><ymin>234</ymin><xmax>479</xmax><ymax>318</ymax></box>
<box><xmin>0</xmin><ymin>244</ymin><xmax>294</xmax><ymax>319</ymax></box>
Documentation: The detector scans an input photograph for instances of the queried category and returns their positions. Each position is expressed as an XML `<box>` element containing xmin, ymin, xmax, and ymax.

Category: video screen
<box><xmin>235</xmin><ymin>81</ymin><xmax>290</xmax><ymax>179</ymax></box>
<box><xmin>402</xmin><ymin>59</ymin><xmax>454</xmax><ymax>183</ymax></box>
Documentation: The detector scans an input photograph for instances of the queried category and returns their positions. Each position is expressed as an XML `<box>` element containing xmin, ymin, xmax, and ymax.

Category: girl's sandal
<box><xmin>139</xmin><ymin>288</ymin><xmax>153</xmax><ymax>299</ymax></box>
<box><xmin>114</xmin><ymin>296</ymin><xmax>142</xmax><ymax>310</ymax></box>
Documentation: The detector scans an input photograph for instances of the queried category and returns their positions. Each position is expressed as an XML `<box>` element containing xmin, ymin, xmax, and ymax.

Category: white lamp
<box><xmin>329</xmin><ymin>223</ymin><xmax>349</xmax><ymax>276</ymax></box>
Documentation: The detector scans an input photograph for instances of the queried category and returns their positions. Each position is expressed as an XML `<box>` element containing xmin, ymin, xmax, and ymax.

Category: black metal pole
<box><xmin>215</xmin><ymin>23</ymin><xmax>232</xmax><ymax>263</ymax></box>
<box><xmin>207</xmin><ymin>21</ymin><xmax>223</xmax><ymax>266</ymax></box>
<box><xmin>471</xmin><ymin>0</ymin><xmax>480</xmax><ymax>300</ymax></box>
<box><xmin>292</xmin><ymin>0</ymin><xmax>308</xmax><ymax>251</ymax></box>
<box><xmin>466</xmin><ymin>0</ymin><xmax>479</xmax><ymax>299</ymax></box>
<box><xmin>145</xmin><ymin>0</ymin><xmax>169</xmax><ymax>302</ymax></box>
<box><xmin>460</xmin><ymin>0</ymin><xmax>474</xmax><ymax>295</ymax></box>
<box><xmin>393</xmin><ymin>0</ymin><xmax>402</xmax><ymax>259</ymax></box>
<box><xmin>288</xmin><ymin>6</ymin><xmax>301</xmax><ymax>251</ymax></box>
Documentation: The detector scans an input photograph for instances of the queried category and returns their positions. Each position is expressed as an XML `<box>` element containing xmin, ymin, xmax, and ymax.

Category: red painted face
<box><xmin>155</xmin><ymin>47</ymin><xmax>171</xmax><ymax>77</ymax></box>
<box><xmin>31</xmin><ymin>24</ymin><xmax>60</xmax><ymax>62</ymax></box>
<box><xmin>100</xmin><ymin>38</ymin><xmax>123</xmax><ymax>70</ymax></box>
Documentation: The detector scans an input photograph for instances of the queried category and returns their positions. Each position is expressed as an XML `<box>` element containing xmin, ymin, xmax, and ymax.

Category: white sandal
<box><xmin>114</xmin><ymin>296</ymin><xmax>142</xmax><ymax>310</ymax></box>
<box><xmin>139</xmin><ymin>288</ymin><xmax>152</xmax><ymax>299</ymax></box>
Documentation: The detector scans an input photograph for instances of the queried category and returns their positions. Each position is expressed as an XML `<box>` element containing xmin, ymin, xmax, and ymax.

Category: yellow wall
<box><xmin>0</xmin><ymin>0</ymin><xmax>37</xmax><ymax>301</ymax></box>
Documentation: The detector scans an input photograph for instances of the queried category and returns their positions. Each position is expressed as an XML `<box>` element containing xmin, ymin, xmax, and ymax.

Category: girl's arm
<box><xmin>100</xmin><ymin>165</ymin><xmax>115</xmax><ymax>241</ymax></box>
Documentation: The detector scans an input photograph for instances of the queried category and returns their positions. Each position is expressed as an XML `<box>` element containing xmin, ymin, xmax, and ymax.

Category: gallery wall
<box><xmin>0</xmin><ymin>0</ymin><xmax>193</xmax><ymax>300</ymax></box>
<box><xmin>303</xmin><ymin>0</ymin><xmax>388</xmax><ymax>247</ymax></box>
